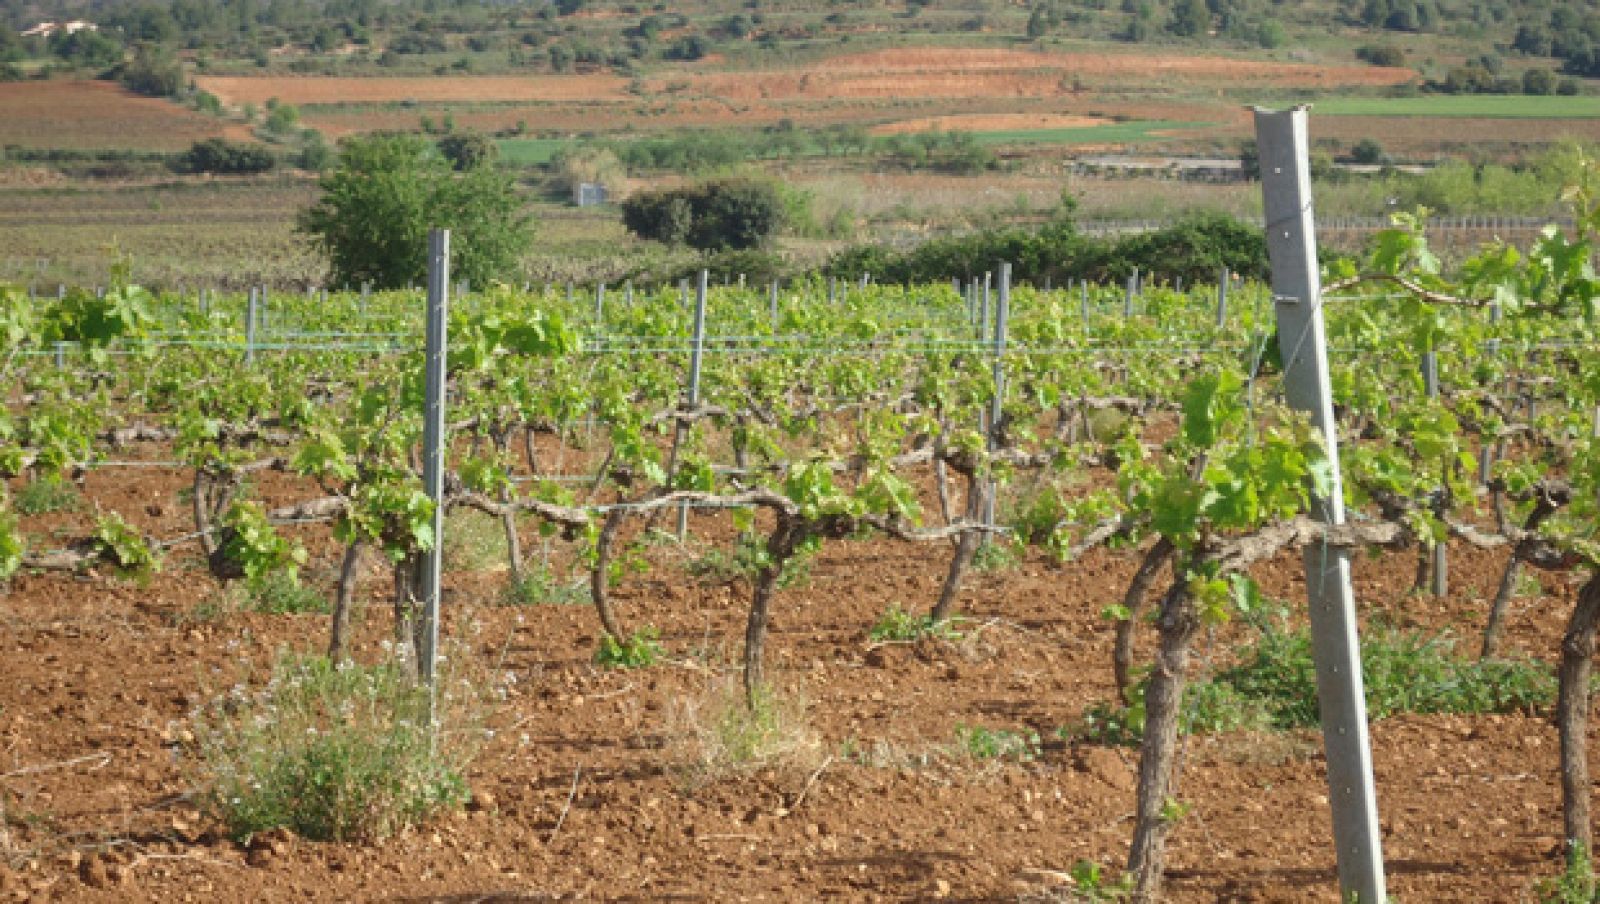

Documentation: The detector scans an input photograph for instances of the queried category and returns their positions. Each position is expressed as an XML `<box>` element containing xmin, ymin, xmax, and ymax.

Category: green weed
<box><xmin>971</xmin><ymin>536</ymin><xmax>1024</xmax><ymax>572</ymax></box>
<box><xmin>867</xmin><ymin>604</ymin><xmax>964</xmax><ymax>643</ymax></box>
<box><xmin>498</xmin><ymin>562</ymin><xmax>588</xmax><ymax>607</ymax></box>
<box><xmin>246</xmin><ymin>571</ymin><xmax>330</xmax><ymax>615</ymax></box>
<box><xmin>12</xmin><ymin>479</ymin><xmax>79</xmax><ymax>515</ymax></box>
<box><xmin>1536</xmin><ymin>843</ymin><xmax>1598</xmax><ymax>903</ymax></box>
<box><xmin>594</xmin><ymin>626</ymin><xmax>662</xmax><ymax>669</ymax></box>
<box><xmin>954</xmin><ymin>725</ymin><xmax>1041</xmax><ymax>762</ymax></box>
<box><xmin>1072</xmin><ymin>625</ymin><xmax>1554</xmax><ymax>745</ymax></box>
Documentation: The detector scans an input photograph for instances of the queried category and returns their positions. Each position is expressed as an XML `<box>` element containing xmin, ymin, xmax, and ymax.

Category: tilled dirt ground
<box><xmin>0</xmin><ymin>459</ymin><xmax>1590</xmax><ymax>902</ymax></box>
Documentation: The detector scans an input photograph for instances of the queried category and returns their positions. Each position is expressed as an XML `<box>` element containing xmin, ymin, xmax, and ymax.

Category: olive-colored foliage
<box><xmin>298</xmin><ymin>134</ymin><xmax>533</xmax><ymax>290</ymax></box>
<box><xmin>621</xmin><ymin>179</ymin><xmax>785</xmax><ymax>251</ymax></box>
<box><xmin>826</xmin><ymin>211</ymin><xmax>1266</xmax><ymax>285</ymax></box>
<box><xmin>177</xmin><ymin>138</ymin><xmax>277</xmax><ymax>175</ymax></box>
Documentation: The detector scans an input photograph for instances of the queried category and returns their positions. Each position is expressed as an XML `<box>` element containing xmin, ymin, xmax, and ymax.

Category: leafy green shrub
<box><xmin>1356</xmin><ymin>43</ymin><xmax>1405</xmax><ymax>67</ymax></box>
<box><xmin>880</xmin><ymin>130</ymin><xmax>996</xmax><ymax>174</ymax></box>
<box><xmin>622</xmin><ymin>179</ymin><xmax>785</xmax><ymax>250</ymax></box>
<box><xmin>298</xmin><ymin>133</ymin><xmax>534</xmax><ymax>289</ymax></box>
<box><xmin>178</xmin><ymin>139</ymin><xmax>277</xmax><ymax>175</ymax></box>
<box><xmin>658</xmin><ymin>249</ymin><xmax>787</xmax><ymax>286</ymax></box>
<box><xmin>595</xmin><ymin>626</ymin><xmax>662</xmax><ymax>669</ymax></box>
<box><xmin>116</xmin><ymin>47</ymin><xmax>183</xmax><ymax>97</ymax></box>
<box><xmin>189</xmin><ymin>654</ymin><xmax>481</xmax><ymax>842</ymax></box>
<box><xmin>824</xmin><ymin>211</ymin><xmax>1266</xmax><ymax>286</ymax></box>
<box><xmin>437</xmin><ymin>131</ymin><xmax>498</xmax><ymax>171</ymax></box>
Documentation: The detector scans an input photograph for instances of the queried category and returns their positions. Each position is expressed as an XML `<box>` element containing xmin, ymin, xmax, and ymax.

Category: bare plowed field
<box><xmin>193</xmin><ymin>74</ymin><xmax>634</xmax><ymax>107</ymax></box>
<box><xmin>872</xmin><ymin>113</ymin><xmax>1111</xmax><ymax>135</ymax></box>
<box><xmin>189</xmin><ymin>46</ymin><xmax>1415</xmax><ymax>142</ymax></box>
<box><xmin>0</xmin><ymin>444</ymin><xmax>1590</xmax><ymax>902</ymax></box>
<box><xmin>0</xmin><ymin>81</ymin><xmax>225</xmax><ymax>151</ymax></box>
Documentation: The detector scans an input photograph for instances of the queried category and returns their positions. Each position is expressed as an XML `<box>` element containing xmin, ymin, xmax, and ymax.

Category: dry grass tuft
<box><xmin>662</xmin><ymin>677</ymin><xmax>823</xmax><ymax>783</ymax></box>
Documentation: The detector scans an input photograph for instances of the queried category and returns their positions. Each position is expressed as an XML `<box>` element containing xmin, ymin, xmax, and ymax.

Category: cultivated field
<box><xmin>188</xmin><ymin>46</ymin><xmax>1413</xmax><ymax>144</ymax></box>
<box><xmin>0</xmin><ymin>273</ymin><xmax>1593</xmax><ymax>902</ymax></box>
<box><xmin>0</xmin><ymin>82</ymin><xmax>226</xmax><ymax>151</ymax></box>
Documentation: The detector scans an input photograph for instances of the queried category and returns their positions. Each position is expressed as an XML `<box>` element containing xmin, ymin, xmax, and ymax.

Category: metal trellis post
<box><xmin>678</xmin><ymin>270</ymin><xmax>709</xmax><ymax>542</ymax></box>
<box><xmin>985</xmin><ymin>262</ymin><xmax>1011</xmax><ymax>541</ymax></box>
<box><xmin>418</xmin><ymin>228</ymin><xmax>451</xmax><ymax>692</ymax></box>
<box><xmin>1216</xmin><ymin>266</ymin><xmax>1229</xmax><ymax>329</ymax></box>
<box><xmin>245</xmin><ymin>288</ymin><xmax>258</xmax><ymax>364</ymax></box>
<box><xmin>1422</xmin><ymin>349</ymin><xmax>1447</xmax><ymax>598</ymax></box>
<box><xmin>1255</xmin><ymin>105</ymin><xmax>1386</xmax><ymax>904</ymax></box>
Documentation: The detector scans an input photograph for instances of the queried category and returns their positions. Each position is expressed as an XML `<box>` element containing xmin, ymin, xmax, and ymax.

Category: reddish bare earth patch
<box><xmin>0</xmin><ymin>81</ymin><xmax>225</xmax><ymax>151</ymax></box>
<box><xmin>871</xmin><ymin>113</ymin><xmax>1111</xmax><ymax>135</ymax></box>
<box><xmin>193</xmin><ymin>75</ymin><xmax>634</xmax><ymax>107</ymax></box>
<box><xmin>0</xmin><ymin>451</ymin><xmax>1589</xmax><ymax>902</ymax></box>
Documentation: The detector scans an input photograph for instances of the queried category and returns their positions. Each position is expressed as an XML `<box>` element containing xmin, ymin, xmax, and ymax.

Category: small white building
<box><xmin>20</xmin><ymin>21</ymin><xmax>98</xmax><ymax>38</ymax></box>
<box><xmin>574</xmin><ymin>182</ymin><xmax>609</xmax><ymax>207</ymax></box>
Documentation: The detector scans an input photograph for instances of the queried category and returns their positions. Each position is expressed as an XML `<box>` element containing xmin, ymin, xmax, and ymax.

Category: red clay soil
<box><xmin>0</xmin><ymin>82</ymin><xmax>226</xmax><ymax>151</ymax></box>
<box><xmin>0</xmin><ymin>455</ymin><xmax>1590</xmax><ymax>902</ymax></box>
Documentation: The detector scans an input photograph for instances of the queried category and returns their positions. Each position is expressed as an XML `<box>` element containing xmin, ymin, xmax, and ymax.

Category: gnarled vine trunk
<box><xmin>1114</xmin><ymin>537</ymin><xmax>1175</xmax><ymax>706</ymax></box>
<box><xmin>1481</xmin><ymin>487</ymin><xmax>1564</xmax><ymax>659</ymax></box>
<box><xmin>1557</xmin><ymin>574</ymin><xmax>1600</xmax><ymax>864</ymax></box>
<box><xmin>930</xmin><ymin>474</ymin><xmax>989</xmax><ymax>624</ymax></box>
<box><xmin>1128</xmin><ymin>579</ymin><xmax>1200</xmax><ymax>904</ymax></box>
<box><xmin>589</xmin><ymin>507</ymin><xmax>630</xmax><ymax>641</ymax></box>
<box><xmin>393</xmin><ymin>557</ymin><xmax>424</xmax><ymax>680</ymax></box>
<box><xmin>743</xmin><ymin>513</ymin><xmax>808</xmax><ymax>708</ymax></box>
<box><xmin>328</xmin><ymin>541</ymin><xmax>364</xmax><ymax>663</ymax></box>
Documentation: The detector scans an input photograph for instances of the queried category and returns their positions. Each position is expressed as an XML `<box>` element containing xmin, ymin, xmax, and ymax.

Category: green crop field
<box><xmin>495</xmin><ymin>138</ymin><xmax>573</xmax><ymax>166</ymax></box>
<box><xmin>966</xmin><ymin>120</ymin><xmax>1204</xmax><ymax>146</ymax></box>
<box><xmin>1312</xmin><ymin>95</ymin><xmax>1600</xmax><ymax>119</ymax></box>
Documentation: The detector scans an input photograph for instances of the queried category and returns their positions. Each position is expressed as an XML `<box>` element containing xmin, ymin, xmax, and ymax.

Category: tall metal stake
<box><xmin>1255</xmin><ymin>106</ymin><xmax>1386</xmax><ymax>904</ymax></box>
<box><xmin>984</xmin><ymin>263</ymin><xmax>1011</xmax><ymax>541</ymax></box>
<box><xmin>1216</xmin><ymin>266</ymin><xmax>1230</xmax><ymax>329</ymax></box>
<box><xmin>418</xmin><ymin>229</ymin><xmax>451</xmax><ymax>694</ymax></box>
<box><xmin>244</xmin><ymin>288</ymin><xmax>258</xmax><ymax>364</ymax></box>
<box><xmin>1422</xmin><ymin>350</ymin><xmax>1447</xmax><ymax>597</ymax></box>
<box><xmin>678</xmin><ymin>270</ymin><xmax>709</xmax><ymax>542</ymax></box>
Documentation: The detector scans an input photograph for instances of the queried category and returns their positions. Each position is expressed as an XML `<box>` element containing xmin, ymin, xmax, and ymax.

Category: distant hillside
<box><xmin>2</xmin><ymin>0</ymin><xmax>1597</xmax><ymax>86</ymax></box>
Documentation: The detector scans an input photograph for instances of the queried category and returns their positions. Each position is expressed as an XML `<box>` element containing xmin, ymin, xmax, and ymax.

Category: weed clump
<box><xmin>1073</xmin><ymin>626</ymin><xmax>1554</xmax><ymax>746</ymax></box>
<box><xmin>187</xmin><ymin>653</ymin><xmax>486</xmax><ymax>842</ymax></box>
<box><xmin>665</xmin><ymin>679</ymin><xmax>821</xmax><ymax>780</ymax></box>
